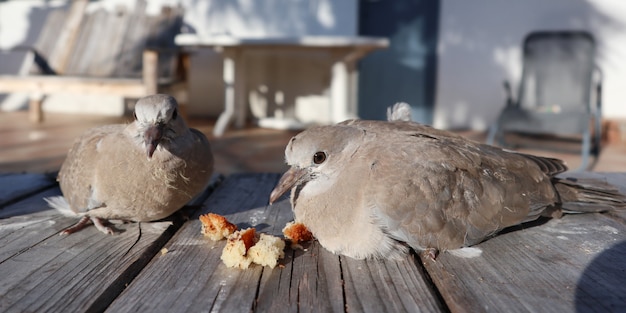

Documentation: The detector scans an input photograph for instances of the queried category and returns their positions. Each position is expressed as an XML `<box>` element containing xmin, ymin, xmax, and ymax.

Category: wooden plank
<box><xmin>49</xmin><ymin>0</ymin><xmax>88</xmax><ymax>74</ymax></box>
<box><xmin>253</xmin><ymin>199</ymin><xmax>345</xmax><ymax>313</ymax></box>
<box><xmin>341</xmin><ymin>254</ymin><xmax>445</xmax><ymax>313</ymax></box>
<box><xmin>113</xmin><ymin>0</ymin><xmax>149</xmax><ymax>79</ymax></box>
<box><xmin>70</xmin><ymin>8</ymin><xmax>108</xmax><ymax>76</ymax></box>
<box><xmin>105</xmin><ymin>173</ymin><xmax>282</xmax><ymax>312</ymax></box>
<box><xmin>0</xmin><ymin>181</ymin><xmax>215</xmax><ymax>313</ymax></box>
<box><xmin>0</xmin><ymin>75</ymin><xmax>146</xmax><ymax>96</ymax></box>
<box><xmin>86</xmin><ymin>6</ymin><xmax>132</xmax><ymax>77</ymax></box>
<box><xmin>32</xmin><ymin>7</ymin><xmax>69</xmax><ymax>73</ymax></box>
<box><xmin>0</xmin><ymin>173</ymin><xmax>56</xmax><ymax>208</ymax></box>
<box><xmin>64</xmin><ymin>3</ymin><xmax>97</xmax><ymax>75</ymax></box>
<box><xmin>0</xmin><ymin>187</ymin><xmax>77</xmax><ymax>263</ymax></box>
<box><xmin>423</xmin><ymin>212</ymin><xmax>626</xmax><ymax>312</ymax></box>
<box><xmin>106</xmin><ymin>173</ymin><xmax>446</xmax><ymax>312</ymax></box>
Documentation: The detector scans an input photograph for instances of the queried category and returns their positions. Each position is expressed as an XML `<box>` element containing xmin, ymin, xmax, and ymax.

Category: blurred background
<box><xmin>0</xmin><ymin>0</ymin><xmax>625</xmax><ymax>174</ymax></box>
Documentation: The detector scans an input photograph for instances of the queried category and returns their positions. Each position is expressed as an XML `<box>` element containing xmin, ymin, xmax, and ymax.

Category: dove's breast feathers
<box><xmin>58</xmin><ymin>124</ymin><xmax>212</xmax><ymax>222</ymax></box>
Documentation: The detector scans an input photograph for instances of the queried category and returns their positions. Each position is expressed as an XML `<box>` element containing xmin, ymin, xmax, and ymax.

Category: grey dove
<box><xmin>269</xmin><ymin>119</ymin><xmax>625</xmax><ymax>260</ymax></box>
<box><xmin>46</xmin><ymin>94</ymin><xmax>213</xmax><ymax>234</ymax></box>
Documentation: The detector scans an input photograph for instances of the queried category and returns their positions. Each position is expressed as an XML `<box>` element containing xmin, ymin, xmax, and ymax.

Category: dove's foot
<box><xmin>60</xmin><ymin>216</ymin><xmax>114</xmax><ymax>235</ymax></box>
<box><xmin>424</xmin><ymin>248</ymin><xmax>439</xmax><ymax>260</ymax></box>
<box><xmin>91</xmin><ymin>217</ymin><xmax>115</xmax><ymax>235</ymax></box>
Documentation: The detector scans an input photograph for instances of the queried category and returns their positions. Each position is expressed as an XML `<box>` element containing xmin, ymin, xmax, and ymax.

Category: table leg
<box><xmin>213</xmin><ymin>50</ymin><xmax>238</xmax><ymax>137</ymax></box>
<box><xmin>234</xmin><ymin>51</ymin><xmax>247</xmax><ymax>129</ymax></box>
<box><xmin>213</xmin><ymin>49</ymin><xmax>246</xmax><ymax>137</ymax></box>
<box><xmin>330</xmin><ymin>51</ymin><xmax>358</xmax><ymax>123</ymax></box>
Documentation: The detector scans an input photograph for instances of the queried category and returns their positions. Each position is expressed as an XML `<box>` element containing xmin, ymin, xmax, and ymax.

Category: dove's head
<box><xmin>133</xmin><ymin>94</ymin><xmax>188</xmax><ymax>159</ymax></box>
<box><xmin>269</xmin><ymin>124</ymin><xmax>365</xmax><ymax>204</ymax></box>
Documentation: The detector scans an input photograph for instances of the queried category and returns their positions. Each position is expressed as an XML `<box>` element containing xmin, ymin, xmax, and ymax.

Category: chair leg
<box><xmin>29</xmin><ymin>95</ymin><xmax>44</xmax><ymax>123</ymax></box>
<box><xmin>578</xmin><ymin>131</ymin><xmax>591</xmax><ymax>171</ymax></box>
<box><xmin>486</xmin><ymin>124</ymin><xmax>498</xmax><ymax>145</ymax></box>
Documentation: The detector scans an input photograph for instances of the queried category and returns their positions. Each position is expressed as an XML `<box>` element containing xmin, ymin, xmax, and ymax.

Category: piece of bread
<box><xmin>220</xmin><ymin>228</ymin><xmax>286</xmax><ymax>269</ymax></box>
<box><xmin>282</xmin><ymin>221</ymin><xmax>313</xmax><ymax>245</ymax></box>
<box><xmin>221</xmin><ymin>228</ymin><xmax>257</xmax><ymax>269</ymax></box>
<box><xmin>200</xmin><ymin>213</ymin><xmax>237</xmax><ymax>241</ymax></box>
<box><xmin>248</xmin><ymin>234</ymin><xmax>286</xmax><ymax>268</ymax></box>
<box><xmin>201</xmin><ymin>213</ymin><xmax>287</xmax><ymax>269</ymax></box>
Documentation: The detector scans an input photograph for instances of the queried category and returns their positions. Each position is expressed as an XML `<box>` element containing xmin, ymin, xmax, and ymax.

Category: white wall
<box><xmin>435</xmin><ymin>0</ymin><xmax>626</xmax><ymax>130</ymax></box>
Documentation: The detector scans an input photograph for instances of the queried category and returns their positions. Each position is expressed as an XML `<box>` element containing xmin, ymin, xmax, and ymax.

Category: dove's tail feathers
<box><xmin>555</xmin><ymin>177</ymin><xmax>626</xmax><ymax>213</ymax></box>
<box><xmin>506</xmin><ymin>150</ymin><xmax>568</xmax><ymax>176</ymax></box>
<box><xmin>386</xmin><ymin>102</ymin><xmax>412</xmax><ymax>122</ymax></box>
<box><xmin>44</xmin><ymin>196</ymin><xmax>78</xmax><ymax>217</ymax></box>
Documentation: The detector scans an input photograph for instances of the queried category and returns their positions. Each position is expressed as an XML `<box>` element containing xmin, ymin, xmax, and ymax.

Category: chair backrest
<box><xmin>517</xmin><ymin>31</ymin><xmax>595</xmax><ymax>114</ymax></box>
<box><xmin>33</xmin><ymin>0</ymin><xmax>183</xmax><ymax>79</ymax></box>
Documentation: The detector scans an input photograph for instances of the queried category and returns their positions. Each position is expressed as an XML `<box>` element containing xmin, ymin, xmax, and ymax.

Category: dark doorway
<box><xmin>358</xmin><ymin>0</ymin><xmax>440</xmax><ymax>124</ymax></box>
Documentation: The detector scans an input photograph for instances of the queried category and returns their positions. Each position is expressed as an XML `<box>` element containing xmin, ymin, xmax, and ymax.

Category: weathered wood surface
<box><xmin>0</xmin><ymin>172</ymin><xmax>625</xmax><ymax>312</ymax></box>
<box><xmin>422</xmin><ymin>171</ymin><xmax>626</xmax><ymax>313</ymax></box>
<box><xmin>0</xmin><ymin>176</ymin><xmax>211</xmax><ymax>313</ymax></box>
<box><xmin>107</xmin><ymin>173</ymin><xmax>442</xmax><ymax>312</ymax></box>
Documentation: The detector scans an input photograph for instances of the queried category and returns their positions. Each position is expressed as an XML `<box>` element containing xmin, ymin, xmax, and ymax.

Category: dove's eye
<box><xmin>313</xmin><ymin>152</ymin><xmax>326</xmax><ymax>164</ymax></box>
<box><xmin>133</xmin><ymin>111</ymin><xmax>137</xmax><ymax>120</ymax></box>
<box><xmin>172</xmin><ymin>109</ymin><xmax>178</xmax><ymax>120</ymax></box>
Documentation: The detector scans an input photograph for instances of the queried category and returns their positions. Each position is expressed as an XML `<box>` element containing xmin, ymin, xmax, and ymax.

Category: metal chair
<box><xmin>487</xmin><ymin>31</ymin><xmax>602</xmax><ymax>171</ymax></box>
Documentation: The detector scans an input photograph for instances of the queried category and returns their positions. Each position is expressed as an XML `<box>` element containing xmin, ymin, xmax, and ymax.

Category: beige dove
<box><xmin>269</xmin><ymin>119</ymin><xmax>625</xmax><ymax>260</ymax></box>
<box><xmin>46</xmin><ymin>94</ymin><xmax>213</xmax><ymax>234</ymax></box>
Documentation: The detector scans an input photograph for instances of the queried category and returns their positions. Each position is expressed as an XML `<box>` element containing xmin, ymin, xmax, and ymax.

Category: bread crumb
<box><xmin>160</xmin><ymin>248</ymin><xmax>168</xmax><ymax>255</ymax></box>
<box><xmin>221</xmin><ymin>228</ymin><xmax>257</xmax><ymax>269</ymax></box>
<box><xmin>283</xmin><ymin>221</ymin><xmax>313</xmax><ymax>246</ymax></box>
<box><xmin>202</xmin><ymin>214</ymin><xmax>289</xmax><ymax>269</ymax></box>
<box><xmin>220</xmin><ymin>228</ymin><xmax>286</xmax><ymax>269</ymax></box>
<box><xmin>248</xmin><ymin>234</ymin><xmax>286</xmax><ymax>268</ymax></box>
<box><xmin>200</xmin><ymin>213</ymin><xmax>237</xmax><ymax>241</ymax></box>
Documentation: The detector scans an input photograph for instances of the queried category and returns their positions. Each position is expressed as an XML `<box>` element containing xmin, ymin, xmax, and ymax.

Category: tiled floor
<box><xmin>0</xmin><ymin>110</ymin><xmax>625</xmax><ymax>175</ymax></box>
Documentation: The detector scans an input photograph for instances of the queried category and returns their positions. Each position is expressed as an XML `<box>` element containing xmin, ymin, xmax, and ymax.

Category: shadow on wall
<box><xmin>434</xmin><ymin>0</ymin><xmax>626</xmax><ymax>130</ymax></box>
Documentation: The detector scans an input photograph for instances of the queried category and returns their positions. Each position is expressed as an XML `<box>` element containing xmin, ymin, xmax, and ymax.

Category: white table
<box><xmin>174</xmin><ymin>35</ymin><xmax>389</xmax><ymax>136</ymax></box>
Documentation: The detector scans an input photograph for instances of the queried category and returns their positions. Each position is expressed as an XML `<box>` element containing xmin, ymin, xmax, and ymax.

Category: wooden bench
<box><xmin>0</xmin><ymin>171</ymin><xmax>625</xmax><ymax>312</ymax></box>
<box><xmin>0</xmin><ymin>0</ymin><xmax>189</xmax><ymax>122</ymax></box>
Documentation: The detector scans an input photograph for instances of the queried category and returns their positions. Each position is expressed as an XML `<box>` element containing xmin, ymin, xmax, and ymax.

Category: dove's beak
<box><xmin>269</xmin><ymin>167</ymin><xmax>307</xmax><ymax>204</ymax></box>
<box><xmin>144</xmin><ymin>123</ymin><xmax>165</xmax><ymax>159</ymax></box>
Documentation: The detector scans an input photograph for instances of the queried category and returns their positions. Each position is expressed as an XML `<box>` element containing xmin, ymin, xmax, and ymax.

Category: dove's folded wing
<box><xmin>359</xmin><ymin>120</ymin><xmax>559</xmax><ymax>250</ymax></box>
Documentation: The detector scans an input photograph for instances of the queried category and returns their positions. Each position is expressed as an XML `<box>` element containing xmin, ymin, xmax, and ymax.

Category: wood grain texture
<box><xmin>342</xmin><ymin>254</ymin><xmax>445</xmax><ymax>313</ymax></box>
<box><xmin>106</xmin><ymin>173</ymin><xmax>282</xmax><ymax>313</ymax></box>
<box><xmin>254</xmin><ymin>200</ymin><xmax>345</xmax><ymax>313</ymax></box>
<box><xmin>0</xmin><ymin>175</ymin><xmax>214</xmax><ymax>313</ymax></box>
<box><xmin>0</xmin><ymin>188</ymin><xmax>77</xmax><ymax>263</ymax></box>
<box><xmin>107</xmin><ymin>173</ymin><xmax>445</xmax><ymax>313</ymax></box>
<box><xmin>423</xmin><ymin>212</ymin><xmax>626</xmax><ymax>313</ymax></box>
<box><xmin>0</xmin><ymin>172</ymin><xmax>624</xmax><ymax>312</ymax></box>
<box><xmin>0</xmin><ymin>188</ymin><xmax>176</xmax><ymax>312</ymax></box>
